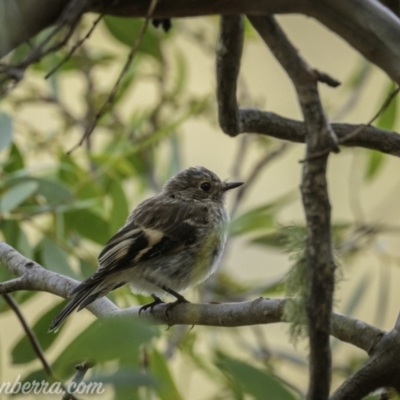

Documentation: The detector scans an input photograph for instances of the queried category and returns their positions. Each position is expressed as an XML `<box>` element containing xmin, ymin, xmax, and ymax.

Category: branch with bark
<box><xmin>248</xmin><ymin>15</ymin><xmax>336</xmax><ymax>399</ymax></box>
<box><xmin>2</xmin><ymin>1</ymin><xmax>400</xmax><ymax>398</ymax></box>
<box><xmin>214</xmin><ymin>11</ymin><xmax>400</xmax><ymax>400</ymax></box>
<box><xmin>0</xmin><ymin>241</ymin><xmax>384</xmax><ymax>354</ymax></box>
<box><xmin>2</xmin><ymin>0</ymin><xmax>400</xmax><ymax>86</ymax></box>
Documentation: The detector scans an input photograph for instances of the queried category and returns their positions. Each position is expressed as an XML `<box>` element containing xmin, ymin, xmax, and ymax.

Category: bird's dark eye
<box><xmin>200</xmin><ymin>182</ymin><xmax>211</xmax><ymax>192</ymax></box>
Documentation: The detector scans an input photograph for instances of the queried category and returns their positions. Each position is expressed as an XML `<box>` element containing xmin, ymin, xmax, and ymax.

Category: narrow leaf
<box><xmin>218</xmin><ymin>356</ymin><xmax>297</xmax><ymax>400</ymax></box>
<box><xmin>0</xmin><ymin>112</ymin><xmax>13</xmax><ymax>152</ymax></box>
<box><xmin>150</xmin><ymin>349</ymin><xmax>183</xmax><ymax>400</ymax></box>
<box><xmin>41</xmin><ymin>238</ymin><xmax>77</xmax><ymax>278</ymax></box>
<box><xmin>0</xmin><ymin>181</ymin><xmax>39</xmax><ymax>212</ymax></box>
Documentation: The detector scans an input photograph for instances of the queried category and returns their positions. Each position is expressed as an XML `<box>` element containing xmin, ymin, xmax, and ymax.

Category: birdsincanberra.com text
<box><xmin>0</xmin><ymin>375</ymin><xmax>105</xmax><ymax>395</ymax></box>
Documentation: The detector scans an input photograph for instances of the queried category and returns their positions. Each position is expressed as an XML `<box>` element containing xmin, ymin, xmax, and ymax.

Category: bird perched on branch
<box><xmin>50</xmin><ymin>167</ymin><xmax>243</xmax><ymax>331</ymax></box>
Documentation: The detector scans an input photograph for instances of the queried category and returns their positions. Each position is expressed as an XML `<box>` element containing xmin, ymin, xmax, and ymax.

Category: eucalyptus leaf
<box><xmin>0</xmin><ymin>181</ymin><xmax>39</xmax><ymax>213</ymax></box>
<box><xmin>230</xmin><ymin>192</ymin><xmax>295</xmax><ymax>237</ymax></box>
<box><xmin>4</xmin><ymin>143</ymin><xmax>24</xmax><ymax>173</ymax></box>
<box><xmin>364</xmin><ymin>150</ymin><xmax>385</xmax><ymax>181</ymax></box>
<box><xmin>150</xmin><ymin>349</ymin><xmax>183</xmax><ymax>400</ymax></box>
<box><xmin>218</xmin><ymin>356</ymin><xmax>297</xmax><ymax>400</ymax></box>
<box><xmin>103</xmin><ymin>16</ymin><xmax>162</xmax><ymax>60</ymax></box>
<box><xmin>64</xmin><ymin>209</ymin><xmax>110</xmax><ymax>245</ymax></box>
<box><xmin>109</xmin><ymin>180</ymin><xmax>129</xmax><ymax>233</ymax></box>
<box><xmin>0</xmin><ymin>112</ymin><xmax>13</xmax><ymax>152</ymax></box>
<box><xmin>375</xmin><ymin>81</ymin><xmax>398</xmax><ymax>131</ymax></box>
<box><xmin>53</xmin><ymin>317</ymin><xmax>157</xmax><ymax>380</ymax></box>
<box><xmin>41</xmin><ymin>238</ymin><xmax>77</xmax><ymax>278</ymax></box>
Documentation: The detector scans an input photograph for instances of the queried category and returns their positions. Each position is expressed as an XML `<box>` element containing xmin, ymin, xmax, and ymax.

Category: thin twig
<box><xmin>2</xmin><ymin>294</ymin><xmax>53</xmax><ymax>377</ymax></box>
<box><xmin>45</xmin><ymin>14</ymin><xmax>104</xmax><ymax>79</ymax></box>
<box><xmin>0</xmin><ymin>0</ymin><xmax>86</xmax><ymax>95</ymax></box>
<box><xmin>67</xmin><ymin>0</ymin><xmax>159</xmax><ymax>154</ymax></box>
<box><xmin>301</xmin><ymin>86</ymin><xmax>400</xmax><ymax>162</ymax></box>
<box><xmin>2</xmin><ymin>294</ymin><xmax>79</xmax><ymax>400</ymax></box>
<box><xmin>62</xmin><ymin>361</ymin><xmax>94</xmax><ymax>400</ymax></box>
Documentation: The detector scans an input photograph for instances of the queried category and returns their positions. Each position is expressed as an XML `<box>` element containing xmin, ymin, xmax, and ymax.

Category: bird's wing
<box><xmin>95</xmin><ymin>196</ymin><xmax>209</xmax><ymax>275</ymax></box>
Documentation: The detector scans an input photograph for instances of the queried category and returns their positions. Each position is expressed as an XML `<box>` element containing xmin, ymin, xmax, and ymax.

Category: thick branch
<box><xmin>3</xmin><ymin>0</ymin><xmax>400</xmax><ymax>86</ymax></box>
<box><xmin>216</xmin><ymin>15</ymin><xmax>244</xmax><ymax>136</ymax></box>
<box><xmin>330</xmin><ymin>327</ymin><xmax>400</xmax><ymax>399</ymax></box>
<box><xmin>249</xmin><ymin>15</ymin><xmax>336</xmax><ymax>399</ymax></box>
<box><xmin>238</xmin><ymin>109</ymin><xmax>400</xmax><ymax>157</ymax></box>
<box><xmin>0</xmin><ymin>241</ymin><xmax>383</xmax><ymax>353</ymax></box>
<box><xmin>0</xmin><ymin>0</ymin><xmax>67</xmax><ymax>57</ymax></box>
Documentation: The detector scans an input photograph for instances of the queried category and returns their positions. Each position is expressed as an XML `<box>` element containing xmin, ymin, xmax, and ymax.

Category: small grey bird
<box><xmin>50</xmin><ymin>166</ymin><xmax>243</xmax><ymax>331</ymax></box>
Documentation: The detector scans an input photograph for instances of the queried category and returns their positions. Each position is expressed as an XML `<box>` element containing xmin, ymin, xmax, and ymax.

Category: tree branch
<box><xmin>330</xmin><ymin>329</ymin><xmax>400</xmax><ymax>399</ymax></box>
<box><xmin>0</xmin><ymin>0</ymin><xmax>67</xmax><ymax>57</ymax></box>
<box><xmin>3</xmin><ymin>0</ymin><xmax>400</xmax><ymax>86</ymax></box>
<box><xmin>216</xmin><ymin>15</ymin><xmax>244</xmax><ymax>136</ymax></box>
<box><xmin>0</xmin><ymin>241</ymin><xmax>384</xmax><ymax>355</ymax></box>
<box><xmin>249</xmin><ymin>15</ymin><xmax>336</xmax><ymax>399</ymax></box>
<box><xmin>237</xmin><ymin>109</ymin><xmax>400</xmax><ymax>157</ymax></box>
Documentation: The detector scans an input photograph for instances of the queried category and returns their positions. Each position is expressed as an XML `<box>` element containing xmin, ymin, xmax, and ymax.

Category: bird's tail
<box><xmin>49</xmin><ymin>281</ymin><xmax>101</xmax><ymax>332</ymax></box>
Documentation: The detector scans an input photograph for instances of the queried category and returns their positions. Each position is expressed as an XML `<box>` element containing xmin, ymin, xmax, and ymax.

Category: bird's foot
<box><xmin>139</xmin><ymin>295</ymin><xmax>165</xmax><ymax>316</ymax></box>
<box><xmin>165</xmin><ymin>295</ymin><xmax>190</xmax><ymax>318</ymax></box>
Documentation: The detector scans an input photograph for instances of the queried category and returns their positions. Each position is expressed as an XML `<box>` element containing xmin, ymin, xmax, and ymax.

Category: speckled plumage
<box><xmin>50</xmin><ymin>167</ymin><xmax>243</xmax><ymax>331</ymax></box>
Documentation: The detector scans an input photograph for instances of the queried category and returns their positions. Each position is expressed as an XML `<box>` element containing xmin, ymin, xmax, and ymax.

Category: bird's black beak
<box><xmin>223</xmin><ymin>181</ymin><xmax>244</xmax><ymax>191</ymax></box>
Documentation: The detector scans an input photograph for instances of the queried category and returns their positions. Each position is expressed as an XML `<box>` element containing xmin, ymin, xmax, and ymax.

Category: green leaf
<box><xmin>218</xmin><ymin>357</ymin><xmax>297</xmax><ymax>400</ymax></box>
<box><xmin>109</xmin><ymin>180</ymin><xmax>129</xmax><ymax>233</ymax></box>
<box><xmin>93</xmin><ymin>369</ymin><xmax>153</xmax><ymax>400</ymax></box>
<box><xmin>0</xmin><ymin>112</ymin><xmax>13</xmax><ymax>152</ymax></box>
<box><xmin>103</xmin><ymin>16</ymin><xmax>162</xmax><ymax>60</ymax></box>
<box><xmin>4</xmin><ymin>143</ymin><xmax>24</xmax><ymax>173</ymax></box>
<box><xmin>88</xmin><ymin>369</ymin><xmax>155</xmax><ymax>389</ymax></box>
<box><xmin>169</xmin><ymin>51</ymin><xmax>187</xmax><ymax>98</ymax></box>
<box><xmin>244</xmin><ymin>18</ymin><xmax>258</xmax><ymax>39</ymax></box>
<box><xmin>14</xmin><ymin>369</ymin><xmax>48</xmax><ymax>394</ymax></box>
<box><xmin>230</xmin><ymin>193</ymin><xmax>295</xmax><ymax>237</ymax></box>
<box><xmin>41</xmin><ymin>237</ymin><xmax>77</xmax><ymax>278</ymax></box>
<box><xmin>364</xmin><ymin>150</ymin><xmax>385</xmax><ymax>181</ymax></box>
<box><xmin>150</xmin><ymin>349</ymin><xmax>183</xmax><ymax>400</ymax></box>
<box><xmin>0</xmin><ymin>181</ymin><xmax>39</xmax><ymax>212</ymax></box>
<box><xmin>53</xmin><ymin>317</ymin><xmax>157</xmax><ymax>379</ymax></box>
<box><xmin>35</xmin><ymin>178</ymin><xmax>73</xmax><ymax>204</ymax></box>
<box><xmin>251</xmin><ymin>231</ymin><xmax>287</xmax><ymax>248</ymax></box>
<box><xmin>64</xmin><ymin>209</ymin><xmax>110</xmax><ymax>245</ymax></box>
<box><xmin>3</xmin><ymin>176</ymin><xmax>72</xmax><ymax>206</ymax></box>
<box><xmin>58</xmin><ymin>153</ymin><xmax>83</xmax><ymax>186</ymax></box>
<box><xmin>0</xmin><ymin>219</ymin><xmax>20</xmax><ymax>248</ymax></box>
<box><xmin>376</xmin><ymin>82</ymin><xmax>398</xmax><ymax>131</ymax></box>
<box><xmin>12</xmin><ymin>301</ymin><xmax>66</xmax><ymax>364</ymax></box>
<box><xmin>230</xmin><ymin>205</ymin><xmax>275</xmax><ymax>237</ymax></box>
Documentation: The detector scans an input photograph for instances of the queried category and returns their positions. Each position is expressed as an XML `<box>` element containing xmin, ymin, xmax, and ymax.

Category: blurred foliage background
<box><xmin>1</xmin><ymin>13</ymin><xmax>400</xmax><ymax>400</ymax></box>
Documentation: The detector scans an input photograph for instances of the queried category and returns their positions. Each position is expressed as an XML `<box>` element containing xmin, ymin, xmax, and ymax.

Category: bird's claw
<box><xmin>139</xmin><ymin>297</ymin><xmax>165</xmax><ymax>316</ymax></box>
<box><xmin>165</xmin><ymin>297</ymin><xmax>190</xmax><ymax>318</ymax></box>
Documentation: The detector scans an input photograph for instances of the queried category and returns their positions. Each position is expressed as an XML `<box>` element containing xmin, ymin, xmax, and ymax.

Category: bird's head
<box><xmin>163</xmin><ymin>167</ymin><xmax>243</xmax><ymax>202</ymax></box>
